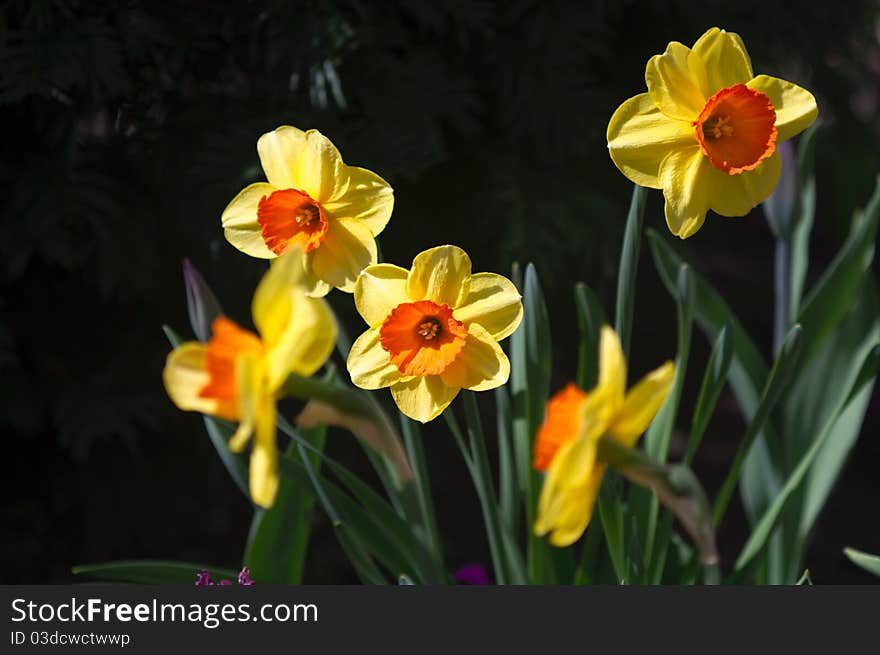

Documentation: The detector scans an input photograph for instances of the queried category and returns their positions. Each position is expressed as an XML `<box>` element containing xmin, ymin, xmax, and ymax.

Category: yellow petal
<box><xmin>347</xmin><ymin>326</ymin><xmax>404</xmax><ymax>390</ymax></box>
<box><xmin>747</xmin><ymin>75</ymin><xmax>818</xmax><ymax>143</ymax></box>
<box><xmin>249</xmin><ymin>393</ymin><xmax>279</xmax><ymax>508</ymax></box>
<box><xmin>610</xmin><ymin>361</ymin><xmax>676</xmax><ymax>447</ymax></box>
<box><xmin>708</xmin><ymin>151</ymin><xmax>782</xmax><ymax>217</ymax></box>
<box><xmin>323</xmin><ymin>165</ymin><xmax>395</xmax><ymax>236</ymax></box>
<box><xmin>390</xmin><ymin>375</ymin><xmax>459</xmax><ymax>423</ymax></box>
<box><xmin>354</xmin><ymin>264</ymin><xmax>410</xmax><ymax>327</ymax></box>
<box><xmin>607</xmin><ymin>93</ymin><xmax>697</xmax><ymax>189</ymax></box>
<box><xmin>227</xmin><ymin>349</ymin><xmax>264</xmax><ymax>452</ymax></box>
<box><xmin>257</xmin><ymin>126</ymin><xmax>307</xmax><ymax>190</ymax></box>
<box><xmin>221</xmin><ymin>182</ymin><xmax>277</xmax><ymax>259</ymax></box>
<box><xmin>309</xmin><ymin>216</ymin><xmax>378</xmax><ymax>293</ymax></box>
<box><xmin>534</xmin><ymin>434</ymin><xmax>604</xmax><ymax>547</ymax></box>
<box><xmin>452</xmin><ymin>272</ymin><xmax>523</xmax><ymax>341</ymax></box>
<box><xmin>163</xmin><ymin>343</ymin><xmax>221</xmax><ymax>415</ymax></box>
<box><xmin>293</xmin><ymin>130</ymin><xmax>345</xmax><ymax>203</ymax></box>
<box><xmin>659</xmin><ymin>145</ymin><xmax>711</xmax><ymax>239</ymax></box>
<box><xmin>645</xmin><ymin>41</ymin><xmax>707</xmax><ymax>121</ymax></box>
<box><xmin>252</xmin><ymin>251</ymin><xmax>337</xmax><ymax>388</ymax></box>
<box><xmin>548</xmin><ymin>466</ymin><xmax>605</xmax><ymax>548</ymax></box>
<box><xmin>691</xmin><ymin>27</ymin><xmax>753</xmax><ymax>96</ymax></box>
<box><xmin>406</xmin><ymin>245</ymin><xmax>472</xmax><ymax>307</ymax></box>
<box><xmin>597</xmin><ymin>326</ymin><xmax>626</xmax><ymax>416</ymax></box>
<box><xmin>440</xmin><ymin>323</ymin><xmax>510</xmax><ymax>391</ymax></box>
<box><xmin>301</xmin><ymin>258</ymin><xmax>334</xmax><ymax>298</ymax></box>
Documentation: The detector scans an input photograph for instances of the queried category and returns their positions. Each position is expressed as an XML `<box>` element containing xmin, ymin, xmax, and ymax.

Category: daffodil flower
<box><xmin>163</xmin><ymin>252</ymin><xmax>337</xmax><ymax>507</ymax></box>
<box><xmin>607</xmin><ymin>27</ymin><xmax>818</xmax><ymax>239</ymax></box>
<box><xmin>533</xmin><ymin>326</ymin><xmax>675</xmax><ymax>547</ymax></box>
<box><xmin>347</xmin><ymin>245</ymin><xmax>523</xmax><ymax>423</ymax></box>
<box><xmin>221</xmin><ymin>126</ymin><xmax>394</xmax><ymax>296</ymax></box>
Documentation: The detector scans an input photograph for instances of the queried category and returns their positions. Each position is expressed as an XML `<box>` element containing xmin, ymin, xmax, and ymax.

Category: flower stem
<box><xmin>773</xmin><ymin>237</ymin><xmax>791</xmax><ymax>354</ymax></box>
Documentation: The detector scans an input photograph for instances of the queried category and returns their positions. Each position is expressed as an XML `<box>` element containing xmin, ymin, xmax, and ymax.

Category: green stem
<box><xmin>614</xmin><ymin>184</ymin><xmax>648</xmax><ymax>359</ymax></box>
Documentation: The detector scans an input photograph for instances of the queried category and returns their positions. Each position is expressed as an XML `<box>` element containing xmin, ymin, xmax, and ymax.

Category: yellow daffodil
<box><xmin>533</xmin><ymin>326</ymin><xmax>674</xmax><ymax>547</ymax></box>
<box><xmin>347</xmin><ymin>245</ymin><xmax>523</xmax><ymax>423</ymax></box>
<box><xmin>221</xmin><ymin>126</ymin><xmax>394</xmax><ymax>296</ymax></box>
<box><xmin>163</xmin><ymin>251</ymin><xmax>337</xmax><ymax>507</ymax></box>
<box><xmin>607</xmin><ymin>27</ymin><xmax>818</xmax><ymax>239</ymax></box>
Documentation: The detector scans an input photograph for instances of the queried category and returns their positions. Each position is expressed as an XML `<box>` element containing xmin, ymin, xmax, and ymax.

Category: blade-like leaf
<box><xmin>844</xmin><ymin>548</ymin><xmax>880</xmax><ymax>577</ymax></box>
<box><xmin>72</xmin><ymin>560</ymin><xmax>240</xmax><ymax>585</ymax></box>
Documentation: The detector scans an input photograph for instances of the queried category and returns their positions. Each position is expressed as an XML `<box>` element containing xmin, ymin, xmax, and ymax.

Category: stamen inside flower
<box><xmin>693</xmin><ymin>83</ymin><xmax>777</xmax><ymax>175</ymax></box>
<box><xmin>257</xmin><ymin>188</ymin><xmax>328</xmax><ymax>255</ymax></box>
<box><xmin>198</xmin><ymin>317</ymin><xmax>264</xmax><ymax>420</ymax></box>
<box><xmin>379</xmin><ymin>300</ymin><xmax>467</xmax><ymax>376</ymax></box>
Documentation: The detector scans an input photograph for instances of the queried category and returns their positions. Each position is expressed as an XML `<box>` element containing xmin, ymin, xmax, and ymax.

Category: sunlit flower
<box><xmin>221</xmin><ymin>126</ymin><xmax>394</xmax><ymax>296</ymax></box>
<box><xmin>533</xmin><ymin>327</ymin><xmax>674</xmax><ymax>547</ymax></box>
<box><xmin>607</xmin><ymin>27</ymin><xmax>818</xmax><ymax>238</ymax></box>
<box><xmin>163</xmin><ymin>251</ymin><xmax>337</xmax><ymax>507</ymax></box>
<box><xmin>347</xmin><ymin>245</ymin><xmax>523</xmax><ymax>423</ymax></box>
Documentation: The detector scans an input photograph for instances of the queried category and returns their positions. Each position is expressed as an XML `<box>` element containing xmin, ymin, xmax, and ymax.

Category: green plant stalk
<box><xmin>400</xmin><ymin>416</ymin><xmax>446</xmax><ymax>580</ymax></box>
<box><xmin>615</xmin><ymin>184</ymin><xmax>648</xmax><ymax>360</ymax></box>
<box><xmin>445</xmin><ymin>403</ymin><xmax>508</xmax><ymax>584</ymax></box>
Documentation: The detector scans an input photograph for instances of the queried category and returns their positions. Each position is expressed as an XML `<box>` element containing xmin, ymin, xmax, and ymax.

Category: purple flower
<box><xmin>454</xmin><ymin>563</ymin><xmax>491</xmax><ymax>585</ymax></box>
<box><xmin>238</xmin><ymin>566</ymin><xmax>256</xmax><ymax>586</ymax></box>
<box><xmin>195</xmin><ymin>570</ymin><xmax>214</xmax><ymax>586</ymax></box>
<box><xmin>195</xmin><ymin>567</ymin><xmax>257</xmax><ymax>586</ymax></box>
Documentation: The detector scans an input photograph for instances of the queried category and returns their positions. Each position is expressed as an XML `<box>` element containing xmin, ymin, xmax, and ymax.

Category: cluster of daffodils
<box><xmin>163</xmin><ymin>27</ymin><xmax>818</xmax><ymax>554</ymax></box>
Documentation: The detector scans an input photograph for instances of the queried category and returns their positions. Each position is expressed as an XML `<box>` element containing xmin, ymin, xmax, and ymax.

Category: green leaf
<box><xmin>789</xmin><ymin>123</ymin><xmax>819</xmax><ymax>319</ymax></box>
<box><xmin>574</xmin><ymin>282</ymin><xmax>607</xmax><ymax>390</ymax></box>
<box><xmin>615</xmin><ymin>184</ymin><xmax>648</xmax><ymax>359</ymax></box>
<box><xmin>685</xmin><ymin>325</ymin><xmax>733</xmax><ymax>465</ymax></box>
<box><xmin>734</xmin><ymin>344</ymin><xmax>880</xmax><ymax>573</ymax></box>
<box><xmin>713</xmin><ymin>324</ymin><xmax>804</xmax><ymax>527</ymax></box>
<box><xmin>244</xmin><ymin>425</ymin><xmax>326</xmax><ymax>584</ymax></box>
<box><xmin>795</xmin><ymin>177</ymin><xmax>880</xmax><ymax>364</ymax></box>
<box><xmin>72</xmin><ymin>560</ymin><xmax>240</xmax><ymax>585</ymax></box>
<box><xmin>647</xmin><ymin>231</ymin><xmax>782</xmax><ymax>521</ymax></box>
<box><xmin>844</xmin><ymin>548</ymin><xmax>880</xmax><ymax>577</ymax></box>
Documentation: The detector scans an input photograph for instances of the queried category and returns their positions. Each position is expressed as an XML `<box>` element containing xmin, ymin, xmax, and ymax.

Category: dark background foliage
<box><xmin>3</xmin><ymin>0</ymin><xmax>879</xmax><ymax>583</ymax></box>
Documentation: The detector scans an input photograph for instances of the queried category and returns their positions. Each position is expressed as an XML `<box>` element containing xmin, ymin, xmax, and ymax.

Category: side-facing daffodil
<box><xmin>533</xmin><ymin>326</ymin><xmax>674</xmax><ymax>547</ymax></box>
<box><xmin>347</xmin><ymin>245</ymin><xmax>523</xmax><ymax>423</ymax></box>
<box><xmin>163</xmin><ymin>251</ymin><xmax>337</xmax><ymax>507</ymax></box>
<box><xmin>221</xmin><ymin>126</ymin><xmax>394</xmax><ymax>296</ymax></box>
<box><xmin>607</xmin><ymin>27</ymin><xmax>818</xmax><ymax>239</ymax></box>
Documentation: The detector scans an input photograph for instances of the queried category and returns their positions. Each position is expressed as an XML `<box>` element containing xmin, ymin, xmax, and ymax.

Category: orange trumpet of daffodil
<box><xmin>221</xmin><ymin>126</ymin><xmax>394</xmax><ymax>296</ymax></box>
<box><xmin>163</xmin><ymin>251</ymin><xmax>337</xmax><ymax>507</ymax></box>
<box><xmin>607</xmin><ymin>27</ymin><xmax>818</xmax><ymax>239</ymax></box>
<box><xmin>533</xmin><ymin>326</ymin><xmax>674</xmax><ymax>547</ymax></box>
<box><xmin>347</xmin><ymin>245</ymin><xmax>523</xmax><ymax>423</ymax></box>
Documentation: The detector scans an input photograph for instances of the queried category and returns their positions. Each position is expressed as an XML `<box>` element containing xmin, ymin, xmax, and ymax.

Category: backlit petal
<box><xmin>323</xmin><ymin>165</ymin><xmax>395</xmax><ymax>236</ymax></box>
<box><xmin>645</xmin><ymin>41</ymin><xmax>706</xmax><ymax>121</ymax></box>
<box><xmin>659</xmin><ymin>145</ymin><xmax>711</xmax><ymax>239</ymax></box>
<box><xmin>249</xmin><ymin>392</ymin><xmax>279</xmax><ymax>508</ymax></box>
<box><xmin>252</xmin><ymin>251</ymin><xmax>337</xmax><ymax>388</ymax></box>
<box><xmin>347</xmin><ymin>327</ymin><xmax>405</xmax><ymax>390</ymax></box>
<box><xmin>747</xmin><ymin>75</ymin><xmax>818</xmax><ymax>143</ymax></box>
<box><xmin>691</xmin><ymin>28</ymin><xmax>753</xmax><ymax>95</ymax></box>
<box><xmin>257</xmin><ymin>126</ymin><xmax>308</xmax><ymax>190</ymax></box>
<box><xmin>163</xmin><ymin>343</ymin><xmax>222</xmax><ymax>416</ymax></box>
<box><xmin>390</xmin><ymin>376</ymin><xmax>459</xmax><ymax>423</ymax></box>
<box><xmin>607</xmin><ymin>93</ymin><xmax>697</xmax><ymax>189</ymax></box>
<box><xmin>708</xmin><ymin>151</ymin><xmax>782</xmax><ymax>217</ymax></box>
<box><xmin>301</xmin><ymin>258</ymin><xmax>334</xmax><ymax>298</ymax></box>
<box><xmin>221</xmin><ymin>182</ymin><xmax>277</xmax><ymax>259</ymax></box>
<box><xmin>293</xmin><ymin>130</ymin><xmax>346</xmax><ymax>203</ymax></box>
<box><xmin>440</xmin><ymin>323</ymin><xmax>510</xmax><ymax>392</ymax></box>
<box><xmin>406</xmin><ymin>245</ymin><xmax>472</xmax><ymax>307</ymax></box>
<box><xmin>597</xmin><ymin>326</ymin><xmax>626</xmax><ymax>416</ymax></box>
<box><xmin>354</xmin><ymin>264</ymin><xmax>411</xmax><ymax>327</ymax></box>
<box><xmin>610</xmin><ymin>361</ymin><xmax>675</xmax><ymax>447</ymax></box>
<box><xmin>309</xmin><ymin>216</ymin><xmax>378</xmax><ymax>293</ymax></box>
<box><xmin>453</xmin><ymin>272</ymin><xmax>523</xmax><ymax>341</ymax></box>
